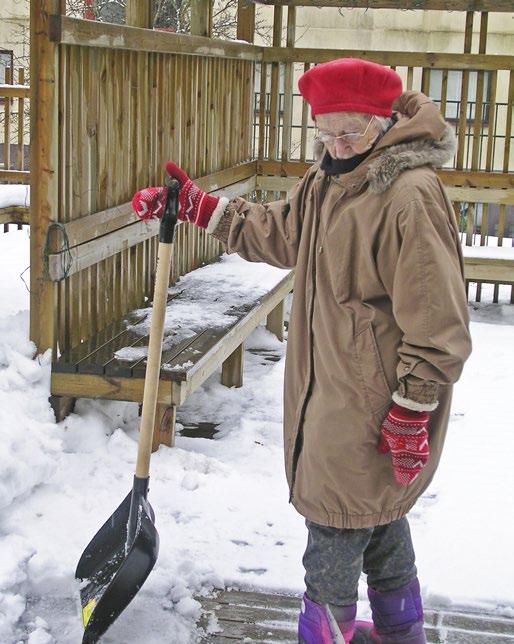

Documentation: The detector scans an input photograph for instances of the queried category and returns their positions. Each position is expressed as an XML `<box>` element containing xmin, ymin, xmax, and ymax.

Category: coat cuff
<box><xmin>392</xmin><ymin>390</ymin><xmax>439</xmax><ymax>412</ymax></box>
<box><xmin>205</xmin><ymin>197</ymin><xmax>230</xmax><ymax>236</ymax></box>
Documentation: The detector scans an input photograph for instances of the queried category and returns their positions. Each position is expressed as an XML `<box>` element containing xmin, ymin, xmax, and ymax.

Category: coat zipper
<box><xmin>289</xmin><ymin>176</ymin><xmax>331</xmax><ymax>503</ymax></box>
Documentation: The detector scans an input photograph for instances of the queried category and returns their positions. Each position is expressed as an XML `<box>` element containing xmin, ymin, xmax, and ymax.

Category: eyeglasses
<box><xmin>317</xmin><ymin>115</ymin><xmax>376</xmax><ymax>145</ymax></box>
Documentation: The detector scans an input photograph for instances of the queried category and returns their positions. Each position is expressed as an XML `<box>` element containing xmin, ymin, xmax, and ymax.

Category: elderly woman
<box><xmin>132</xmin><ymin>58</ymin><xmax>472</xmax><ymax>643</ymax></box>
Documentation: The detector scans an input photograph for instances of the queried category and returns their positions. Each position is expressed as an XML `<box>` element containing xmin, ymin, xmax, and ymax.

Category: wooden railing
<box><xmin>253</xmin><ymin>5</ymin><xmax>514</xmax><ymax>303</ymax></box>
<box><xmin>0</xmin><ymin>67</ymin><xmax>30</xmax><ymax>184</ymax></box>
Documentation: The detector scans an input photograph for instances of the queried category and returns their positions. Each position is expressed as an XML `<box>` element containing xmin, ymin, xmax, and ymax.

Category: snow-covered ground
<box><xmin>0</xmin><ymin>228</ymin><xmax>513</xmax><ymax>643</ymax></box>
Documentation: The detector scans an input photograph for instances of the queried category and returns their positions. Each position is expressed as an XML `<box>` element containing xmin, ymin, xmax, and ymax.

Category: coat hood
<box><xmin>314</xmin><ymin>91</ymin><xmax>457</xmax><ymax>194</ymax></box>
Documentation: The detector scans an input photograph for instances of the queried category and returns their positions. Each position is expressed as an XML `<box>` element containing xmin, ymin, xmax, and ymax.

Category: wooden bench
<box><xmin>51</xmin><ymin>256</ymin><xmax>294</xmax><ymax>450</ymax></box>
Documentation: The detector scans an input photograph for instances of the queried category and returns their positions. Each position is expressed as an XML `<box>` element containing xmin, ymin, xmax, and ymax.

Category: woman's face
<box><xmin>315</xmin><ymin>111</ymin><xmax>381</xmax><ymax>160</ymax></box>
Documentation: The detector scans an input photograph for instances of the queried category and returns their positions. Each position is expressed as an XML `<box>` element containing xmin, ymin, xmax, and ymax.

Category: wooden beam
<box><xmin>237</xmin><ymin>0</ymin><xmax>256</xmax><ymax>43</ymax></box>
<box><xmin>257</xmin><ymin>175</ymin><xmax>514</xmax><ymax>205</ymax></box>
<box><xmin>30</xmin><ymin>0</ymin><xmax>62</xmax><ymax>354</ymax></box>
<box><xmin>47</xmin><ymin>219</ymin><xmax>160</xmax><ymax>281</ymax></box>
<box><xmin>126</xmin><ymin>0</ymin><xmax>154</xmax><ymax>28</ymax></box>
<box><xmin>464</xmin><ymin>257</ymin><xmax>514</xmax><ymax>283</ymax></box>
<box><xmin>55</xmin><ymin>16</ymin><xmax>262</xmax><ymax>61</ymax></box>
<box><xmin>191</xmin><ymin>0</ymin><xmax>212</xmax><ymax>38</ymax></box>
<box><xmin>0</xmin><ymin>85</ymin><xmax>31</xmax><ymax>98</ymax></box>
<box><xmin>257</xmin><ymin>160</ymin><xmax>514</xmax><ymax>189</ymax></box>
<box><xmin>46</xmin><ymin>175</ymin><xmax>257</xmax><ymax>279</ymax></box>
<box><xmin>0</xmin><ymin>206</ymin><xmax>30</xmax><ymax>226</ymax></box>
<box><xmin>221</xmin><ymin>343</ymin><xmax>244</xmax><ymax>388</ymax></box>
<box><xmin>254</xmin><ymin>0</ymin><xmax>513</xmax><ymax>10</ymax></box>
<box><xmin>262</xmin><ymin>47</ymin><xmax>513</xmax><ymax>70</ymax></box>
<box><xmin>0</xmin><ymin>170</ymin><xmax>30</xmax><ymax>182</ymax></box>
<box><xmin>51</xmin><ymin>371</ymin><xmax>177</xmax><ymax>403</ymax></box>
<box><xmin>54</xmin><ymin>162</ymin><xmax>257</xmax><ymax>250</ymax></box>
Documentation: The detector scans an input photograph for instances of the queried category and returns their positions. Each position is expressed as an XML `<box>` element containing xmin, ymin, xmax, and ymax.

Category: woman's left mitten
<box><xmin>378</xmin><ymin>403</ymin><xmax>430</xmax><ymax>486</ymax></box>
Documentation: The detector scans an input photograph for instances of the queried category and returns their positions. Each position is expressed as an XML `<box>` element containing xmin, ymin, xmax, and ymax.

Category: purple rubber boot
<box><xmin>351</xmin><ymin>578</ymin><xmax>426</xmax><ymax>643</ymax></box>
<box><xmin>298</xmin><ymin>593</ymin><xmax>357</xmax><ymax>643</ymax></box>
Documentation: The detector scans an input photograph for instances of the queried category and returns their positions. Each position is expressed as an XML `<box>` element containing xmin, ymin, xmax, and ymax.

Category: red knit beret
<box><xmin>298</xmin><ymin>58</ymin><xmax>403</xmax><ymax>118</ymax></box>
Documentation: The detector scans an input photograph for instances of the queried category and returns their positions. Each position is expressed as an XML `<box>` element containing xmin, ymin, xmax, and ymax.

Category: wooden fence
<box><xmin>0</xmin><ymin>66</ymin><xmax>30</xmax><ymax>184</ymax></box>
<box><xmin>31</xmin><ymin>0</ymin><xmax>257</xmax><ymax>354</ymax></box>
<box><xmin>30</xmin><ymin>0</ymin><xmax>514</xmax><ymax>362</ymax></box>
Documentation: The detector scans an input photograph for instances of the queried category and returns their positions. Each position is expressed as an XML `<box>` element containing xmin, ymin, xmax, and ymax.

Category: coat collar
<box><xmin>313</xmin><ymin>91</ymin><xmax>457</xmax><ymax>196</ymax></box>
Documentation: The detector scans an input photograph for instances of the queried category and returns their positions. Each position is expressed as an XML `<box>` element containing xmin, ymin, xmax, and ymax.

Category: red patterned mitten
<box><xmin>131</xmin><ymin>161</ymin><xmax>228</xmax><ymax>231</ymax></box>
<box><xmin>378</xmin><ymin>403</ymin><xmax>430</xmax><ymax>486</ymax></box>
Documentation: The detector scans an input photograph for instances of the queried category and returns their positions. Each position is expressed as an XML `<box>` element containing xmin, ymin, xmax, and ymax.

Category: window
<box><xmin>429</xmin><ymin>69</ymin><xmax>491</xmax><ymax>123</ymax></box>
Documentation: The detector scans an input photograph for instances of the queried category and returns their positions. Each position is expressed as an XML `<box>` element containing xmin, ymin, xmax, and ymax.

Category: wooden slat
<box><xmin>4</xmin><ymin>69</ymin><xmax>12</xmax><ymax>172</ymax></box>
<box><xmin>190</xmin><ymin>0</ymin><xmax>212</xmax><ymax>37</ymax></box>
<box><xmin>0</xmin><ymin>84</ymin><xmax>31</xmax><ymax>98</ymax></box>
<box><xmin>126</xmin><ymin>0</ymin><xmax>153</xmax><ymax>28</ymax></box>
<box><xmin>456</xmin><ymin>12</ymin><xmax>474</xmax><ymax>170</ymax></box>
<box><xmin>262</xmin><ymin>48</ymin><xmax>513</xmax><ymax>70</ymax></box>
<box><xmin>55</xmin><ymin>16</ymin><xmax>262</xmax><ymax>61</ymax></box>
<box><xmin>299</xmin><ymin>62</ymin><xmax>310</xmax><ymax>162</ymax></box>
<box><xmin>0</xmin><ymin>170</ymin><xmax>30</xmax><ymax>181</ymax></box>
<box><xmin>53</xmin><ymin>161</ymin><xmax>256</xmax><ymax>250</ymax></box>
<box><xmin>281</xmin><ymin>7</ymin><xmax>296</xmax><ymax>162</ymax></box>
<box><xmin>254</xmin><ymin>0</ymin><xmax>513</xmax><ymax>9</ymax></box>
<box><xmin>464</xmin><ymin>256</ymin><xmax>514</xmax><ymax>283</ymax></box>
<box><xmin>237</xmin><ymin>0</ymin><xmax>256</xmax><ymax>42</ymax></box>
<box><xmin>17</xmin><ymin>69</ymin><xmax>26</xmax><ymax>171</ymax></box>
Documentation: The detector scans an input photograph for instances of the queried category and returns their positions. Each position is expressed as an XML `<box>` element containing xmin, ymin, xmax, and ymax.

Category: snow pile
<box><xmin>0</xmin><ymin>230</ymin><xmax>513</xmax><ymax>642</ymax></box>
<box><xmin>0</xmin><ymin>184</ymin><xmax>30</xmax><ymax>209</ymax></box>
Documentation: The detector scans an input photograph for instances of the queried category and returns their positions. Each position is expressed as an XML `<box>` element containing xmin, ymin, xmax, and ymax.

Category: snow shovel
<box><xmin>75</xmin><ymin>177</ymin><xmax>180</xmax><ymax>644</ymax></box>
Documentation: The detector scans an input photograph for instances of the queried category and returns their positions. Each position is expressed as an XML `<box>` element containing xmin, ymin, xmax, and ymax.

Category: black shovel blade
<box><xmin>75</xmin><ymin>477</ymin><xmax>159</xmax><ymax>644</ymax></box>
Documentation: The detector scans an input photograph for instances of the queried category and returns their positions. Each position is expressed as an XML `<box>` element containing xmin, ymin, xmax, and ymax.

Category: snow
<box><xmin>0</xmin><ymin>230</ymin><xmax>513</xmax><ymax>642</ymax></box>
<box><xmin>0</xmin><ymin>185</ymin><xmax>30</xmax><ymax>209</ymax></box>
<box><xmin>462</xmin><ymin>244</ymin><xmax>514</xmax><ymax>260</ymax></box>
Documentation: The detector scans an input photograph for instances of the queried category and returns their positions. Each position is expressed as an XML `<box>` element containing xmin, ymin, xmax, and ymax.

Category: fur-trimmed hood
<box><xmin>314</xmin><ymin>91</ymin><xmax>457</xmax><ymax>194</ymax></box>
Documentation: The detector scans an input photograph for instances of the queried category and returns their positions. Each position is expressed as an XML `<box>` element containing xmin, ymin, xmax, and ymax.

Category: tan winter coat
<box><xmin>209</xmin><ymin>91</ymin><xmax>472</xmax><ymax>529</ymax></box>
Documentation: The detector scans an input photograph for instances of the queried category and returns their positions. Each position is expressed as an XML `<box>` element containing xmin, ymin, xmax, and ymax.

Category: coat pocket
<box><xmin>354</xmin><ymin>323</ymin><xmax>392</xmax><ymax>415</ymax></box>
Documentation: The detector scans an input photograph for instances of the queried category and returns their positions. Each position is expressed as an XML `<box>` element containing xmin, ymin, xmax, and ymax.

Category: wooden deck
<box><xmin>198</xmin><ymin>589</ymin><xmax>514</xmax><ymax>643</ymax></box>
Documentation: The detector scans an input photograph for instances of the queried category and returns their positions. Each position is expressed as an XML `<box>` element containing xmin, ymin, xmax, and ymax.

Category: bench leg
<box><xmin>49</xmin><ymin>395</ymin><xmax>76</xmax><ymax>422</ymax></box>
<box><xmin>151</xmin><ymin>403</ymin><xmax>177</xmax><ymax>451</ymax></box>
<box><xmin>221</xmin><ymin>343</ymin><xmax>244</xmax><ymax>388</ymax></box>
<box><xmin>266</xmin><ymin>299</ymin><xmax>285</xmax><ymax>342</ymax></box>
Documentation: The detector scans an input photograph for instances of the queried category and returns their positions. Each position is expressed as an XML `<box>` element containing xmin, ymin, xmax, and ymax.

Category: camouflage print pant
<box><xmin>303</xmin><ymin>517</ymin><xmax>417</xmax><ymax>606</ymax></box>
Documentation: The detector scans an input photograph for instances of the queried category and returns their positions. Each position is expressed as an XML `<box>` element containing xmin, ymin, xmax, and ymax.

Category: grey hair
<box><xmin>374</xmin><ymin>115</ymin><xmax>395</xmax><ymax>134</ymax></box>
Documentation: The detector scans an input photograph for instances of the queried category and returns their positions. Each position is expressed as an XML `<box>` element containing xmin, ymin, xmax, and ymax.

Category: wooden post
<box><xmin>237</xmin><ymin>0</ymin><xmax>256</xmax><ymax>43</ymax></box>
<box><xmin>151</xmin><ymin>403</ymin><xmax>177</xmax><ymax>451</ymax></box>
<box><xmin>126</xmin><ymin>0</ymin><xmax>154</xmax><ymax>28</ymax></box>
<box><xmin>30</xmin><ymin>0</ymin><xmax>63</xmax><ymax>354</ymax></box>
<box><xmin>191</xmin><ymin>0</ymin><xmax>212</xmax><ymax>37</ymax></box>
<box><xmin>266</xmin><ymin>299</ymin><xmax>285</xmax><ymax>342</ymax></box>
<box><xmin>281</xmin><ymin>7</ymin><xmax>296</xmax><ymax>162</ymax></box>
<box><xmin>221</xmin><ymin>343</ymin><xmax>244</xmax><ymax>388</ymax></box>
<box><xmin>49</xmin><ymin>395</ymin><xmax>76</xmax><ymax>422</ymax></box>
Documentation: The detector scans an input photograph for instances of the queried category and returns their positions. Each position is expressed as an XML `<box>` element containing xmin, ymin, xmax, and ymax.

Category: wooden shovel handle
<box><xmin>135</xmin><ymin>181</ymin><xmax>179</xmax><ymax>478</ymax></box>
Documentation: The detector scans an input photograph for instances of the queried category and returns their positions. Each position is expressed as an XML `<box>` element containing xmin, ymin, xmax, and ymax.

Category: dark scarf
<box><xmin>320</xmin><ymin>147</ymin><xmax>374</xmax><ymax>175</ymax></box>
